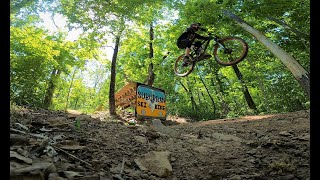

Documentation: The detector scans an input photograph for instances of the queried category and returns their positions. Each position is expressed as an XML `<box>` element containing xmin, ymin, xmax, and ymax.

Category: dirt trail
<box><xmin>10</xmin><ymin>107</ymin><xmax>310</xmax><ymax>180</ymax></box>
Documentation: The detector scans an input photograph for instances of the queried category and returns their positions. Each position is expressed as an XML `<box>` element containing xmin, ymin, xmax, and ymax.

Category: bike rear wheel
<box><xmin>213</xmin><ymin>36</ymin><xmax>248</xmax><ymax>66</ymax></box>
<box><xmin>174</xmin><ymin>54</ymin><xmax>195</xmax><ymax>77</ymax></box>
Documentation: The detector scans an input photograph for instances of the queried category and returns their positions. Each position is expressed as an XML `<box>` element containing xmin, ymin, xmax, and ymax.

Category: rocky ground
<box><xmin>10</xmin><ymin>106</ymin><xmax>310</xmax><ymax>180</ymax></box>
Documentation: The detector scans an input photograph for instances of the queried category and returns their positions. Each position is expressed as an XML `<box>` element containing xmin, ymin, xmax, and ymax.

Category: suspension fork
<box><xmin>215</xmin><ymin>41</ymin><xmax>226</xmax><ymax>49</ymax></box>
<box><xmin>215</xmin><ymin>39</ymin><xmax>233</xmax><ymax>55</ymax></box>
<box><xmin>213</xmin><ymin>36</ymin><xmax>226</xmax><ymax>49</ymax></box>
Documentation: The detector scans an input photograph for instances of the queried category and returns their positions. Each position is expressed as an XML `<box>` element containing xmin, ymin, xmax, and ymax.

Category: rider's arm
<box><xmin>195</xmin><ymin>33</ymin><xmax>210</xmax><ymax>40</ymax></box>
<box><xmin>199</xmin><ymin>27</ymin><xmax>207</xmax><ymax>32</ymax></box>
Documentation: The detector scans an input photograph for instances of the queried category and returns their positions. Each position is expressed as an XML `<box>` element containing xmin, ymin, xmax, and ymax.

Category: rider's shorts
<box><xmin>177</xmin><ymin>39</ymin><xmax>192</xmax><ymax>49</ymax></box>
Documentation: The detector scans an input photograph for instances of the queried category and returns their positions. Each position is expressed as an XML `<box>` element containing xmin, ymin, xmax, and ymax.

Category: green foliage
<box><xmin>10</xmin><ymin>0</ymin><xmax>310</xmax><ymax>119</ymax></box>
<box><xmin>10</xmin><ymin>8</ymin><xmax>100</xmax><ymax>109</ymax></box>
<box><xmin>174</xmin><ymin>105</ymin><xmax>217</xmax><ymax>121</ymax></box>
<box><xmin>10</xmin><ymin>25</ymin><xmax>58</xmax><ymax>106</ymax></box>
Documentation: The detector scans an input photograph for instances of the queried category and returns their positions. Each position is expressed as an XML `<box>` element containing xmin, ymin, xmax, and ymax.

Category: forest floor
<box><xmin>10</xmin><ymin>106</ymin><xmax>310</xmax><ymax>180</ymax></box>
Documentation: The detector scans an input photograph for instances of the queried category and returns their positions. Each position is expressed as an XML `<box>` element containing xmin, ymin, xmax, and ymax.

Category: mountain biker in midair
<box><xmin>176</xmin><ymin>23</ymin><xmax>212</xmax><ymax>66</ymax></box>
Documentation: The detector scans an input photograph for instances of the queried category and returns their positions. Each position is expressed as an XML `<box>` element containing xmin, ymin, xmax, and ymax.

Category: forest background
<box><xmin>10</xmin><ymin>0</ymin><xmax>310</xmax><ymax>121</ymax></box>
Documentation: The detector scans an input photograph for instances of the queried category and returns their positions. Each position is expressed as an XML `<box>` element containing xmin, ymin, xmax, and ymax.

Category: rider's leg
<box><xmin>182</xmin><ymin>49</ymin><xmax>190</xmax><ymax>67</ymax></box>
<box><xmin>185</xmin><ymin>44</ymin><xmax>195</xmax><ymax>56</ymax></box>
<box><xmin>184</xmin><ymin>47</ymin><xmax>191</xmax><ymax>57</ymax></box>
<box><xmin>182</xmin><ymin>46</ymin><xmax>193</xmax><ymax>66</ymax></box>
<box><xmin>182</xmin><ymin>41</ymin><xmax>194</xmax><ymax>66</ymax></box>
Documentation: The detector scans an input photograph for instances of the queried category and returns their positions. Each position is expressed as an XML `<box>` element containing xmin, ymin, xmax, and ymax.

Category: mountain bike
<box><xmin>174</xmin><ymin>33</ymin><xmax>249</xmax><ymax>77</ymax></box>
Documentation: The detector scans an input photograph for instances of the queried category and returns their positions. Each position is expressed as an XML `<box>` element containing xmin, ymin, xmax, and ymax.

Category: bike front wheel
<box><xmin>174</xmin><ymin>54</ymin><xmax>195</xmax><ymax>77</ymax></box>
<box><xmin>213</xmin><ymin>36</ymin><xmax>248</xmax><ymax>66</ymax></box>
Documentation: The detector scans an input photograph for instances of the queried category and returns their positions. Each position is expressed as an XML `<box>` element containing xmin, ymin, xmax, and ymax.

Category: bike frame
<box><xmin>192</xmin><ymin>34</ymin><xmax>222</xmax><ymax>61</ymax></box>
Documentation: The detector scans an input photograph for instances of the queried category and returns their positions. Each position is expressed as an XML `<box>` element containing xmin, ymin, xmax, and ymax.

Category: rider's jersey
<box><xmin>176</xmin><ymin>27</ymin><xmax>208</xmax><ymax>49</ymax></box>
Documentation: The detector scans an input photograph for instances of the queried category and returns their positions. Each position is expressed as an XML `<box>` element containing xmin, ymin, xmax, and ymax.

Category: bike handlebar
<box><xmin>206</xmin><ymin>33</ymin><xmax>220</xmax><ymax>41</ymax></box>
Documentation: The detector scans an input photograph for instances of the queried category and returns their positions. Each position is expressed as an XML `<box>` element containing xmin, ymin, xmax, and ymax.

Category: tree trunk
<box><xmin>65</xmin><ymin>68</ymin><xmax>77</xmax><ymax>112</ymax></box>
<box><xmin>143</xmin><ymin>51</ymin><xmax>169</xmax><ymax>84</ymax></box>
<box><xmin>187</xmin><ymin>78</ymin><xmax>198</xmax><ymax>111</ymax></box>
<box><xmin>74</xmin><ymin>97</ymin><xmax>79</xmax><ymax>109</ymax></box>
<box><xmin>93</xmin><ymin>63</ymin><xmax>104</xmax><ymax>90</ymax></box>
<box><xmin>147</xmin><ymin>22</ymin><xmax>155</xmax><ymax>86</ymax></box>
<box><xmin>209</xmin><ymin>63</ymin><xmax>231</xmax><ymax>117</ymax></box>
<box><xmin>109</xmin><ymin>35</ymin><xmax>121</xmax><ymax>116</ymax></box>
<box><xmin>232</xmin><ymin>65</ymin><xmax>257</xmax><ymax>110</ymax></box>
<box><xmin>199</xmin><ymin>76</ymin><xmax>216</xmax><ymax>116</ymax></box>
<box><xmin>223</xmin><ymin>10</ymin><xmax>310</xmax><ymax>98</ymax></box>
<box><xmin>179</xmin><ymin>81</ymin><xmax>198</xmax><ymax>111</ymax></box>
<box><xmin>197</xmin><ymin>89</ymin><xmax>201</xmax><ymax>104</ymax></box>
<box><xmin>43</xmin><ymin>69</ymin><xmax>61</xmax><ymax>109</ymax></box>
<box><xmin>248</xmin><ymin>58</ymin><xmax>271</xmax><ymax>112</ymax></box>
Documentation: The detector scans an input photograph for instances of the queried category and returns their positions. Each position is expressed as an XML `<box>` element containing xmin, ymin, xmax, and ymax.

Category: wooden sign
<box><xmin>115</xmin><ymin>81</ymin><xmax>166</xmax><ymax>120</ymax></box>
<box><xmin>115</xmin><ymin>81</ymin><xmax>137</xmax><ymax>109</ymax></box>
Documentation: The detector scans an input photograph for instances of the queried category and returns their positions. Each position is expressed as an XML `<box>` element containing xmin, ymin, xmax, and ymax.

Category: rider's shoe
<box><xmin>198</xmin><ymin>53</ymin><xmax>212</xmax><ymax>60</ymax></box>
<box><xmin>182</xmin><ymin>55</ymin><xmax>191</xmax><ymax>67</ymax></box>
